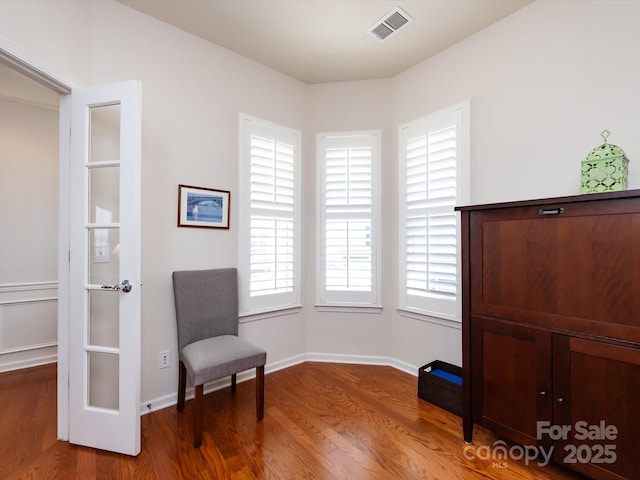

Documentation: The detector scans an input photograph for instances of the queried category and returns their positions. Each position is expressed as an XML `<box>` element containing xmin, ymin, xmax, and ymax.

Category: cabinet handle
<box><xmin>556</xmin><ymin>397</ymin><xmax>566</xmax><ymax>405</ymax></box>
<box><xmin>539</xmin><ymin>208</ymin><xmax>565</xmax><ymax>216</ymax></box>
<box><xmin>539</xmin><ymin>390</ymin><xmax>547</xmax><ymax>397</ymax></box>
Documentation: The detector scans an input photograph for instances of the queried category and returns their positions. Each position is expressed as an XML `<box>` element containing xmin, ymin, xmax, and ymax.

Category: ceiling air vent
<box><xmin>368</xmin><ymin>6</ymin><xmax>414</xmax><ymax>42</ymax></box>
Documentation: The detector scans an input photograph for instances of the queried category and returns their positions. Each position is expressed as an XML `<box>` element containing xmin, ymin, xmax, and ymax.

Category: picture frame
<box><xmin>178</xmin><ymin>184</ymin><xmax>230</xmax><ymax>229</ymax></box>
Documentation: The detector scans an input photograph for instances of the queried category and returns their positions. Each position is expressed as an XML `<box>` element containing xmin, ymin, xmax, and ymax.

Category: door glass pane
<box><xmin>88</xmin><ymin>352</ymin><xmax>119</xmax><ymax>410</ymax></box>
<box><xmin>88</xmin><ymin>228</ymin><xmax>119</xmax><ymax>285</ymax></box>
<box><xmin>88</xmin><ymin>290</ymin><xmax>119</xmax><ymax>348</ymax></box>
<box><xmin>89</xmin><ymin>167</ymin><xmax>120</xmax><ymax>223</ymax></box>
<box><xmin>89</xmin><ymin>104</ymin><xmax>120</xmax><ymax>163</ymax></box>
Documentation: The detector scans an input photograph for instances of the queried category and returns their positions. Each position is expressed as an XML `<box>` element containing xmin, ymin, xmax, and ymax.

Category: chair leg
<box><xmin>231</xmin><ymin>373</ymin><xmax>237</xmax><ymax>394</ymax></box>
<box><xmin>177</xmin><ymin>361</ymin><xmax>186</xmax><ymax>412</ymax></box>
<box><xmin>194</xmin><ymin>384</ymin><xmax>204</xmax><ymax>448</ymax></box>
<box><xmin>256</xmin><ymin>365</ymin><xmax>264</xmax><ymax>421</ymax></box>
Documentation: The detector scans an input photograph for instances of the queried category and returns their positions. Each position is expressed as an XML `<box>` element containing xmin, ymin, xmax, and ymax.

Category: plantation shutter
<box><xmin>406</xmin><ymin>126</ymin><xmax>457</xmax><ymax>296</ymax></box>
<box><xmin>249</xmin><ymin>134</ymin><xmax>295</xmax><ymax>296</ymax></box>
<box><xmin>399</xmin><ymin>103</ymin><xmax>468</xmax><ymax>321</ymax></box>
<box><xmin>240</xmin><ymin>115</ymin><xmax>300</xmax><ymax>315</ymax></box>
<box><xmin>318</xmin><ymin>132</ymin><xmax>381</xmax><ymax>307</ymax></box>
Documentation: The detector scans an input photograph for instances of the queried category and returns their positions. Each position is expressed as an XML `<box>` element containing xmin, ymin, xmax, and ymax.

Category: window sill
<box><xmin>397</xmin><ymin>307</ymin><xmax>461</xmax><ymax>330</ymax></box>
<box><xmin>315</xmin><ymin>304</ymin><xmax>383</xmax><ymax>314</ymax></box>
<box><xmin>239</xmin><ymin>305</ymin><xmax>302</xmax><ymax>323</ymax></box>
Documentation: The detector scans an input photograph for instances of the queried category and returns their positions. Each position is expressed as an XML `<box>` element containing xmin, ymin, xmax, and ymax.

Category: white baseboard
<box><xmin>0</xmin><ymin>352</ymin><xmax>57</xmax><ymax>373</ymax></box>
<box><xmin>306</xmin><ymin>352</ymin><xmax>418</xmax><ymax>376</ymax></box>
<box><xmin>140</xmin><ymin>353</ymin><xmax>418</xmax><ymax>415</ymax></box>
<box><xmin>0</xmin><ymin>349</ymin><xmax>417</xmax><ymax>412</ymax></box>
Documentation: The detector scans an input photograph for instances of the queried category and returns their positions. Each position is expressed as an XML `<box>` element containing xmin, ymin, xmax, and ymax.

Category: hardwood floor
<box><xmin>0</xmin><ymin>362</ymin><xmax>584</xmax><ymax>479</ymax></box>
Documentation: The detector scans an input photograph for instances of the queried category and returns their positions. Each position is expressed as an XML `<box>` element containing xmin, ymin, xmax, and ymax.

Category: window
<box><xmin>239</xmin><ymin>114</ymin><xmax>301</xmax><ymax>317</ymax></box>
<box><xmin>317</xmin><ymin>131</ymin><xmax>381</xmax><ymax>310</ymax></box>
<box><xmin>398</xmin><ymin>101</ymin><xmax>469</xmax><ymax>323</ymax></box>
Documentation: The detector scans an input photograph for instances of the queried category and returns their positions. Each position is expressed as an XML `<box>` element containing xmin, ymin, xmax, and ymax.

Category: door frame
<box><xmin>0</xmin><ymin>37</ymin><xmax>76</xmax><ymax>440</ymax></box>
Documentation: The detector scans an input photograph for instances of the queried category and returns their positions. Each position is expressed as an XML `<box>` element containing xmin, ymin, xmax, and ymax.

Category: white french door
<box><xmin>68</xmin><ymin>81</ymin><xmax>141</xmax><ymax>455</ymax></box>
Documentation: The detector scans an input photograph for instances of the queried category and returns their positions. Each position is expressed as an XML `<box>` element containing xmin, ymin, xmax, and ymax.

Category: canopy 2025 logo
<box><xmin>463</xmin><ymin>421</ymin><xmax>618</xmax><ymax>468</ymax></box>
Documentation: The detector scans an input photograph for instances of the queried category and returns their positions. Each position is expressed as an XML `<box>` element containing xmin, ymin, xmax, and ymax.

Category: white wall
<box><xmin>0</xmin><ymin>99</ymin><xmax>58</xmax><ymax>282</ymax></box>
<box><xmin>387</xmin><ymin>0</ymin><xmax>640</xmax><ymax>369</ymax></box>
<box><xmin>394</xmin><ymin>0</ymin><xmax>640</xmax><ymax>204</ymax></box>
<box><xmin>86</xmin><ymin>1</ymin><xmax>310</xmax><ymax>403</ymax></box>
<box><xmin>0</xmin><ymin>0</ymin><xmax>92</xmax><ymax>86</ymax></box>
<box><xmin>0</xmin><ymin>1</ymin><xmax>309</xmax><ymax>403</ymax></box>
<box><xmin>2</xmin><ymin>0</ymin><xmax>640</xmax><ymax>406</ymax></box>
<box><xmin>0</xmin><ymin>97</ymin><xmax>59</xmax><ymax>370</ymax></box>
<box><xmin>305</xmin><ymin>80</ymin><xmax>395</xmax><ymax>360</ymax></box>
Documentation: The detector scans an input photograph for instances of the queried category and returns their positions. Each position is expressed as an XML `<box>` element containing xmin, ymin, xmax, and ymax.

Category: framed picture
<box><xmin>178</xmin><ymin>184</ymin><xmax>230</xmax><ymax>229</ymax></box>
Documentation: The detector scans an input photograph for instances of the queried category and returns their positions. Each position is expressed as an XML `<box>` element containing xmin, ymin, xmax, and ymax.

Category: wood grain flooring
<box><xmin>0</xmin><ymin>362</ymin><xmax>585</xmax><ymax>479</ymax></box>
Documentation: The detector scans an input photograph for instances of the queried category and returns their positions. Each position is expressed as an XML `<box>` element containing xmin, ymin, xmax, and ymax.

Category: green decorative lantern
<box><xmin>581</xmin><ymin>130</ymin><xmax>629</xmax><ymax>194</ymax></box>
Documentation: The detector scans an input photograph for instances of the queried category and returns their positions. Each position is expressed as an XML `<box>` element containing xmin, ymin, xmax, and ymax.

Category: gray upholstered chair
<box><xmin>172</xmin><ymin>268</ymin><xmax>267</xmax><ymax>448</ymax></box>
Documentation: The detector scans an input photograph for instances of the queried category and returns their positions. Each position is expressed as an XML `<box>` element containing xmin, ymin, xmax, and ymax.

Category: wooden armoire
<box><xmin>457</xmin><ymin>190</ymin><xmax>640</xmax><ymax>480</ymax></box>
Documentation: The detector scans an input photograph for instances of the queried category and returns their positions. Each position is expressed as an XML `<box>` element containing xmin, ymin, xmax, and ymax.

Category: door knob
<box><xmin>101</xmin><ymin>280</ymin><xmax>132</xmax><ymax>293</ymax></box>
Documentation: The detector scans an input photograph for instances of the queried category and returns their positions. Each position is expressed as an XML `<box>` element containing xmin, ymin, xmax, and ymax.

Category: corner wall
<box><xmin>388</xmin><ymin>0</ymin><xmax>640</xmax><ymax>369</ymax></box>
<box><xmin>304</xmin><ymin>80</ymin><xmax>394</xmax><ymax>360</ymax></box>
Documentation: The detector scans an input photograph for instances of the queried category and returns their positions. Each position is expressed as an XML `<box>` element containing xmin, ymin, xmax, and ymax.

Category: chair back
<box><xmin>172</xmin><ymin>268</ymin><xmax>239</xmax><ymax>351</ymax></box>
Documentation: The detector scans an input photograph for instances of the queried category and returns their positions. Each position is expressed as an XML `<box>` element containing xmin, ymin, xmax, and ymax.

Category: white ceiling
<box><xmin>118</xmin><ymin>0</ymin><xmax>533</xmax><ymax>84</ymax></box>
<box><xmin>0</xmin><ymin>0</ymin><xmax>532</xmax><ymax>105</ymax></box>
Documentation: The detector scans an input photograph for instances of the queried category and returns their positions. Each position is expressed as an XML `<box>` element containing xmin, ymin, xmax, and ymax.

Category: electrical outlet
<box><xmin>158</xmin><ymin>350</ymin><xmax>171</xmax><ymax>369</ymax></box>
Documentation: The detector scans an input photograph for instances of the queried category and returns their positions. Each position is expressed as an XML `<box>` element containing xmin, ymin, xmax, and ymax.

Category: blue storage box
<box><xmin>418</xmin><ymin>360</ymin><xmax>462</xmax><ymax>416</ymax></box>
